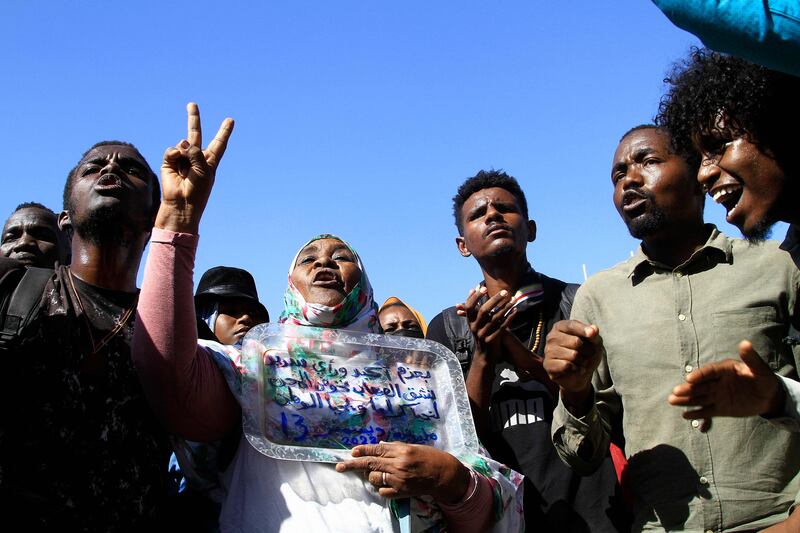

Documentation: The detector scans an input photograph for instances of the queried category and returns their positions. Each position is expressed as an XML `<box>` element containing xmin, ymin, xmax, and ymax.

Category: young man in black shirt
<box><xmin>0</xmin><ymin>140</ymin><xmax>173</xmax><ymax>530</ymax></box>
<box><xmin>427</xmin><ymin>170</ymin><xmax>628</xmax><ymax>532</ymax></box>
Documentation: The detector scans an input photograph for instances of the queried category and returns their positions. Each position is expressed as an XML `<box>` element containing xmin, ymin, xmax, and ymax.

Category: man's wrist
<box><xmin>561</xmin><ymin>385</ymin><xmax>594</xmax><ymax>417</ymax></box>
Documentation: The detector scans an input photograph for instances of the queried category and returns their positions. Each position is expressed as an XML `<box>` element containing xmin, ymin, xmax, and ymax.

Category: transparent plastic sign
<box><xmin>240</xmin><ymin>323</ymin><xmax>480</xmax><ymax>463</ymax></box>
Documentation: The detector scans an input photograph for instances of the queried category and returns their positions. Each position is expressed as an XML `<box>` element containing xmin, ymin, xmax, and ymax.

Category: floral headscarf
<box><xmin>279</xmin><ymin>234</ymin><xmax>379</xmax><ymax>333</ymax></box>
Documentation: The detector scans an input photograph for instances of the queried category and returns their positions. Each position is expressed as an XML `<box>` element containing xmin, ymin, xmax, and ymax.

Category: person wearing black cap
<box><xmin>194</xmin><ymin>265</ymin><xmax>269</xmax><ymax>347</ymax></box>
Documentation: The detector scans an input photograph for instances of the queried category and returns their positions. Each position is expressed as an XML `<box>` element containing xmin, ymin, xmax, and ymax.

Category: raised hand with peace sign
<box><xmin>156</xmin><ymin>102</ymin><xmax>234</xmax><ymax>234</ymax></box>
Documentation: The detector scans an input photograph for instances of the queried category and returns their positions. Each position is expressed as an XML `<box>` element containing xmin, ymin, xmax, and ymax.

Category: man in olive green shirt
<box><xmin>544</xmin><ymin>125</ymin><xmax>800</xmax><ymax>532</ymax></box>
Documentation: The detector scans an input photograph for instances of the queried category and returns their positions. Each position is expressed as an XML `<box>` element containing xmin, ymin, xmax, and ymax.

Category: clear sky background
<box><xmin>1</xmin><ymin>1</ymin><xmax>788</xmax><ymax>322</ymax></box>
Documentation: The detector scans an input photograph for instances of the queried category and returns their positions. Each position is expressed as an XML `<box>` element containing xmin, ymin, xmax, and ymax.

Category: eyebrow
<box><xmin>631</xmin><ymin>147</ymin><xmax>656</xmax><ymax>161</ymax></box>
<box><xmin>81</xmin><ymin>156</ymin><xmax>146</xmax><ymax>168</ymax></box>
<box><xmin>612</xmin><ymin>147</ymin><xmax>657</xmax><ymax>176</ymax></box>
<box><xmin>299</xmin><ymin>244</ymin><xmax>319</xmax><ymax>255</ymax></box>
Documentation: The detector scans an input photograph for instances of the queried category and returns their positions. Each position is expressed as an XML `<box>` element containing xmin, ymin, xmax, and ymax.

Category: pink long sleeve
<box><xmin>439</xmin><ymin>471</ymin><xmax>495</xmax><ymax>532</ymax></box>
<box><xmin>132</xmin><ymin>228</ymin><xmax>239</xmax><ymax>442</ymax></box>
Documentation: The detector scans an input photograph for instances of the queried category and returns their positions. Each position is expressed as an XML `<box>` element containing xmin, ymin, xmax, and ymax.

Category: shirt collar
<box><xmin>625</xmin><ymin>224</ymin><xmax>732</xmax><ymax>280</ymax></box>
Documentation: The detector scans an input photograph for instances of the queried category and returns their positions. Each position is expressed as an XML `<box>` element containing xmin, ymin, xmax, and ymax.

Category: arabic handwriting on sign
<box><xmin>279</xmin><ymin>413</ymin><xmax>440</xmax><ymax>446</ymax></box>
<box><xmin>265</xmin><ymin>349</ymin><xmax>444</xmax><ymax>449</ymax></box>
<box><xmin>396</xmin><ymin>365</ymin><xmax>432</xmax><ymax>385</ymax></box>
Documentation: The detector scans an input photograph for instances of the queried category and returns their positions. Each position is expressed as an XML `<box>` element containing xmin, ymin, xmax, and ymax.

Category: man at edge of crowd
<box><xmin>655</xmin><ymin>48</ymin><xmax>800</xmax><ymax>425</ymax></box>
<box><xmin>1</xmin><ymin>201</ymin><xmax>70</xmax><ymax>268</ymax></box>
<box><xmin>427</xmin><ymin>170</ymin><xmax>629</xmax><ymax>532</ymax></box>
<box><xmin>544</xmin><ymin>125</ymin><xmax>800</xmax><ymax>532</ymax></box>
<box><xmin>0</xmin><ymin>139</ymin><xmax>173</xmax><ymax>530</ymax></box>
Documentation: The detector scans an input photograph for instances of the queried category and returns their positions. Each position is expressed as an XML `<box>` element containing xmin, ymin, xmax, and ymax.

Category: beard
<box><xmin>742</xmin><ymin>217</ymin><xmax>774</xmax><ymax>243</ymax></box>
<box><xmin>741</xmin><ymin>206</ymin><xmax>780</xmax><ymax>244</ymax></box>
<box><xmin>626</xmin><ymin>205</ymin><xmax>667</xmax><ymax>239</ymax></box>
<box><xmin>73</xmin><ymin>205</ymin><xmax>134</xmax><ymax>247</ymax></box>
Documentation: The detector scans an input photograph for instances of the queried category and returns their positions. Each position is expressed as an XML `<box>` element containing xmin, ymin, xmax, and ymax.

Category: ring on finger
<box><xmin>382</xmin><ymin>471</ymin><xmax>388</xmax><ymax>486</ymax></box>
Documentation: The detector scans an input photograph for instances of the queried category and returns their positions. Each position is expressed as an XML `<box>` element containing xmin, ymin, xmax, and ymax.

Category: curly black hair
<box><xmin>655</xmin><ymin>47</ymin><xmax>799</xmax><ymax>177</ymax></box>
<box><xmin>452</xmin><ymin>169</ymin><xmax>528</xmax><ymax>235</ymax></box>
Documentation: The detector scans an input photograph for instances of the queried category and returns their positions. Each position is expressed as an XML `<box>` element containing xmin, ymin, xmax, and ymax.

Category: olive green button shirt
<box><xmin>552</xmin><ymin>227</ymin><xmax>800</xmax><ymax>533</ymax></box>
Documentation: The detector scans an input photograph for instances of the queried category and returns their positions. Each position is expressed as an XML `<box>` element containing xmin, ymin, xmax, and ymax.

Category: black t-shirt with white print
<box><xmin>427</xmin><ymin>271</ymin><xmax>629</xmax><ymax>533</ymax></box>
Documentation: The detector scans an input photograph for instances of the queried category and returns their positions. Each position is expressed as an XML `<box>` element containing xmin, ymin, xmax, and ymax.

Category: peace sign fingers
<box><xmin>156</xmin><ymin>103</ymin><xmax>235</xmax><ymax>234</ymax></box>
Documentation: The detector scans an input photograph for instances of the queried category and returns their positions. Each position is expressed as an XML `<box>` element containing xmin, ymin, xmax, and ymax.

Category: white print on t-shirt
<box><xmin>491</xmin><ymin>397</ymin><xmax>547</xmax><ymax>430</ymax></box>
<box><xmin>491</xmin><ymin>369</ymin><xmax>552</xmax><ymax>431</ymax></box>
<box><xmin>499</xmin><ymin>368</ymin><xmax>552</xmax><ymax>393</ymax></box>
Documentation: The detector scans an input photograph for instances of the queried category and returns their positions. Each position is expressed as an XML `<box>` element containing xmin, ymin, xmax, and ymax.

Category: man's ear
<box><xmin>456</xmin><ymin>236</ymin><xmax>471</xmax><ymax>257</ymax></box>
<box><xmin>527</xmin><ymin>220</ymin><xmax>537</xmax><ymax>243</ymax></box>
<box><xmin>57</xmin><ymin>211</ymin><xmax>72</xmax><ymax>233</ymax></box>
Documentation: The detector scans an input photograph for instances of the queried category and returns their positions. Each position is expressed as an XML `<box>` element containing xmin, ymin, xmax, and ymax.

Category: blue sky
<box><xmin>1</xmin><ymin>1</ymin><xmax>787</xmax><ymax>321</ymax></box>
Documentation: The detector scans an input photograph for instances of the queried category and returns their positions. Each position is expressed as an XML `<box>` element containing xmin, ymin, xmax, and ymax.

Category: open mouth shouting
<box><xmin>621</xmin><ymin>189</ymin><xmax>650</xmax><ymax>217</ymax></box>
<box><xmin>95</xmin><ymin>173</ymin><xmax>124</xmax><ymax>192</ymax></box>
<box><xmin>709</xmin><ymin>182</ymin><xmax>743</xmax><ymax>222</ymax></box>
<box><xmin>313</xmin><ymin>268</ymin><xmax>344</xmax><ymax>290</ymax></box>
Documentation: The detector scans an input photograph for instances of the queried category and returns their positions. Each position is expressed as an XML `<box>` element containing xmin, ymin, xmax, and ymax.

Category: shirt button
<box><xmin>678</xmin><ymin>313</ymin><xmax>686</xmax><ymax>321</ymax></box>
<box><xmin>705</xmin><ymin>530</ymin><xmax>714</xmax><ymax>533</ymax></box>
<box><xmin>699</xmin><ymin>476</ymin><xmax>709</xmax><ymax>485</ymax></box>
<box><xmin>691</xmin><ymin>420</ymin><xmax>700</xmax><ymax>428</ymax></box>
<box><xmin>676</xmin><ymin>272</ymin><xmax>683</xmax><ymax>278</ymax></box>
<box><xmin>685</xmin><ymin>364</ymin><xmax>693</xmax><ymax>373</ymax></box>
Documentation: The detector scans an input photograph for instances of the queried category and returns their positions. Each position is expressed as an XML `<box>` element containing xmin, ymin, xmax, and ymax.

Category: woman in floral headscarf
<box><xmin>279</xmin><ymin>234</ymin><xmax>379</xmax><ymax>332</ymax></box>
<box><xmin>136</xmin><ymin>232</ymin><xmax>523</xmax><ymax>533</ymax></box>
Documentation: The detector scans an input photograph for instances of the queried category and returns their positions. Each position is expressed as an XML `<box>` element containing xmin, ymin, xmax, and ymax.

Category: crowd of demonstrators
<box><xmin>544</xmin><ymin>125</ymin><xmax>800</xmax><ymax>532</ymax></box>
<box><xmin>0</xmin><ymin>24</ymin><xmax>799</xmax><ymax>533</ymax></box>
<box><xmin>425</xmin><ymin>170</ymin><xmax>629</xmax><ymax>532</ymax></box>
<box><xmin>1</xmin><ymin>201</ymin><xmax>70</xmax><ymax>268</ymax></box>
<box><xmin>131</xmin><ymin>105</ymin><xmax>523</xmax><ymax>532</ymax></box>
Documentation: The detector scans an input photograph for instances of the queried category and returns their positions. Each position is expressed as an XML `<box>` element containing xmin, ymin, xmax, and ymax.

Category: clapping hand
<box><xmin>456</xmin><ymin>286</ymin><xmax>516</xmax><ymax>364</ymax></box>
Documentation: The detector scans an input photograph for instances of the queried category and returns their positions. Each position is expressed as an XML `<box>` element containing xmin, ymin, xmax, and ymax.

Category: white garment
<box><xmin>219</xmin><ymin>435</ymin><xmax>400</xmax><ymax>533</ymax></box>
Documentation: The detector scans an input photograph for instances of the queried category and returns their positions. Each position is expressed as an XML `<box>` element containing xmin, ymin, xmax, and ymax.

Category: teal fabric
<box><xmin>653</xmin><ymin>0</ymin><xmax>800</xmax><ymax>76</ymax></box>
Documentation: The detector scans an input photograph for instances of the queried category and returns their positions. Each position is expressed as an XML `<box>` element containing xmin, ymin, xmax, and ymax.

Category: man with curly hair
<box><xmin>656</xmin><ymin>50</ymin><xmax>800</xmax><ymax>532</ymax></box>
<box><xmin>656</xmin><ymin>48</ymin><xmax>800</xmax><ymax>259</ymax></box>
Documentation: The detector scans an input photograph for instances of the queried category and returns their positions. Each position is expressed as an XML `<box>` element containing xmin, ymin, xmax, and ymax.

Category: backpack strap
<box><xmin>441</xmin><ymin>306</ymin><xmax>474</xmax><ymax>371</ymax></box>
<box><xmin>558</xmin><ymin>282</ymin><xmax>579</xmax><ymax>320</ymax></box>
<box><xmin>0</xmin><ymin>267</ymin><xmax>53</xmax><ymax>349</ymax></box>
